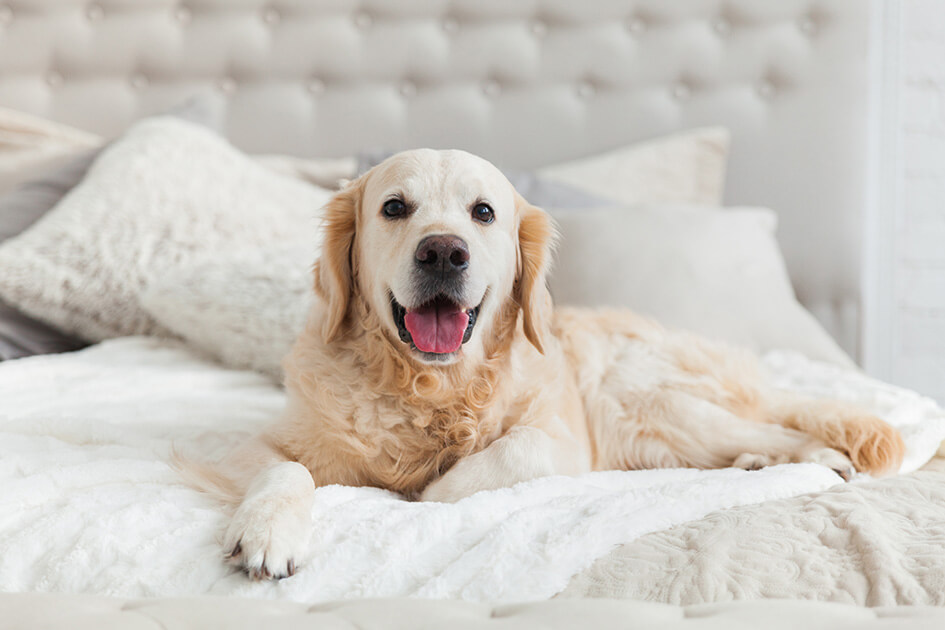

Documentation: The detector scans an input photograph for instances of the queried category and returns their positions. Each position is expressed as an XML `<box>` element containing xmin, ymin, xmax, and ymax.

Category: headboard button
<box><xmin>798</xmin><ymin>15</ymin><xmax>817</xmax><ymax>36</ymax></box>
<box><xmin>353</xmin><ymin>11</ymin><xmax>373</xmax><ymax>30</ymax></box>
<box><xmin>399</xmin><ymin>81</ymin><xmax>417</xmax><ymax>98</ymax></box>
<box><xmin>130</xmin><ymin>74</ymin><xmax>149</xmax><ymax>90</ymax></box>
<box><xmin>0</xmin><ymin>5</ymin><xmax>13</xmax><ymax>26</ymax></box>
<box><xmin>306</xmin><ymin>78</ymin><xmax>325</xmax><ymax>95</ymax></box>
<box><xmin>576</xmin><ymin>82</ymin><xmax>595</xmax><ymax>99</ymax></box>
<box><xmin>174</xmin><ymin>5</ymin><xmax>192</xmax><ymax>25</ymax></box>
<box><xmin>262</xmin><ymin>8</ymin><xmax>280</xmax><ymax>26</ymax></box>
<box><xmin>757</xmin><ymin>80</ymin><xmax>776</xmax><ymax>99</ymax></box>
<box><xmin>217</xmin><ymin>77</ymin><xmax>237</xmax><ymax>94</ymax></box>
<box><xmin>442</xmin><ymin>17</ymin><xmax>458</xmax><ymax>33</ymax></box>
<box><xmin>46</xmin><ymin>72</ymin><xmax>64</xmax><ymax>88</ymax></box>
<box><xmin>671</xmin><ymin>82</ymin><xmax>691</xmax><ymax>101</ymax></box>
<box><xmin>86</xmin><ymin>4</ymin><xmax>104</xmax><ymax>22</ymax></box>
<box><xmin>531</xmin><ymin>20</ymin><xmax>547</xmax><ymax>37</ymax></box>
<box><xmin>482</xmin><ymin>80</ymin><xmax>501</xmax><ymax>98</ymax></box>
<box><xmin>625</xmin><ymin>17</ymin><xmax>646</xmax><ymax>35</ymax></box>
<box><xmin>712</xmin><ymin>17</ymin><xmax>731</xmax><ymax>36</ymax></box>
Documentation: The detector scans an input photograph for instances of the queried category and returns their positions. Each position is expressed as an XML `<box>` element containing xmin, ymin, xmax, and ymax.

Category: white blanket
<box><xmin>1</xmin><ymin>338</ymin><xmax>943</xmax><ymax>603</ymax></box>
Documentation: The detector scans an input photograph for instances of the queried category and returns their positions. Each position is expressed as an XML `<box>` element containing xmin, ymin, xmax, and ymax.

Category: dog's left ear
<box><xmin>514</xmin><ymin>193</ymin><xmax>557</xmax><ymax>354</ymax></box>
<box><xmin>313</xmin><ymin>179</ymin><xmax>362</xmax><ymax>343</ymax></box>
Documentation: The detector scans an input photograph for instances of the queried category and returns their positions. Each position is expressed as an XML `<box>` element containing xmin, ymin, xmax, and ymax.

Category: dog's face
<box><xmin>314</xmin><ymin>149</ymin><xmax>554</xmax><ymax>366</ymax></box>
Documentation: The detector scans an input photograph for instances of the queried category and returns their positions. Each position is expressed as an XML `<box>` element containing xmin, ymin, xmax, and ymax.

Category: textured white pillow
<box><xmin>537</xmin><ymin>127</ymin><xmax>730</xmax><ymax>206</ymax></box>
<box><xmin>548</xmin><ymin>204</ymin><xmax>854</xmax><ymax>367</ymax></box>
<box><xmin>140</xmin><ymin>245</ymin><xmax>314</xmax><ymax>381</ymax></box>
<box><xmin>0</xmin><ymin>117</ymin><xmax>332</xmax><ymax>341</ymax></box>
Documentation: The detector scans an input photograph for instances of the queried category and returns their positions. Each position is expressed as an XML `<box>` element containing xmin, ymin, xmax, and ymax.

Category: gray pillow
<box><xmin>0</xmin><ymin>95</ymin><xmax>225</xmax><ymax>360</ymax></box>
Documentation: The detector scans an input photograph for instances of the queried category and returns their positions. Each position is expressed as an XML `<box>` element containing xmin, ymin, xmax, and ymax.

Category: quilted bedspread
<box><xmin>1</xmin><ymin>337</ymin><xmax>944</xmax><ymax>604</ymax></box>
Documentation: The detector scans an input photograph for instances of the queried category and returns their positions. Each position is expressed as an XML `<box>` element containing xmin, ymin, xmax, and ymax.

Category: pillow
<box><xmin>140</xmin><ymin>245</ymin><xmax>314</xmax><ymax>381</ymax></box>
<box><xmin>0</xmin><ymin>97</ymin><xmax>227</xmax><ymax>359</ymax></box>
<box><xmin>537</xmin><ymin>127</ymin><xmax>730</xmax><ymax>206</ymax></box>
<box><xmin>548</xmin><ymin>204</ymin><xmax>854</xmax><ymax>367</ymax></box>
<box><xmin>0</xmin><ymin>117</ymin><xmax>332</xmax><ymax>342</ymax></box>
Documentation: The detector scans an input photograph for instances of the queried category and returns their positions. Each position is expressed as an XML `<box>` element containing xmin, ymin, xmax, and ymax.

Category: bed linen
<box><xmin>1</xmin><ymin>338</ymin><xmax>943</xmax><ymax>604</ymax></box>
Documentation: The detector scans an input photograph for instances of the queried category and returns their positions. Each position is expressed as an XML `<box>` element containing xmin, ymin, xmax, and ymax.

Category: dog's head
<box><xmin>314</xmin><ymin>149</ymin><xmax>555</xmax><ymax>366</ymax></box>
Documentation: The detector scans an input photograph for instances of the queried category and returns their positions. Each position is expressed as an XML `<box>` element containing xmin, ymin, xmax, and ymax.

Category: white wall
<box><xmin>874</xmin><ymin>0</ymin><xmax>945</xmax><ymax>403</ymax></box>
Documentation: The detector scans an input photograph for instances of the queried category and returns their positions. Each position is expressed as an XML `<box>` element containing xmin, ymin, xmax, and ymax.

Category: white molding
<box><xmin>862</xmin><ymin>0</ymin><xmax>900</xmax><ymax>379</ymax></box>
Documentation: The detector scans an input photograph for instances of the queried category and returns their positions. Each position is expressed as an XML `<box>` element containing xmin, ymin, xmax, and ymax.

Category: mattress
<box><xmin>2</xmin><ymin>336</ymin><xmax>945</xmax><ymax>607</ymax></box>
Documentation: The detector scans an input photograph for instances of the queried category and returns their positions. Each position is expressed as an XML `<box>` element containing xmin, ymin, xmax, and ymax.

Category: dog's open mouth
<box><xmin>391</xmin><ymin>294</ymin><xmax>480</xmax><ymax>355</ymax></box>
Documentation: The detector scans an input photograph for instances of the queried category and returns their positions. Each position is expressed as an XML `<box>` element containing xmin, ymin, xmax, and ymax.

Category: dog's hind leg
<box><xmin>592</xmin><ymin>390</ymin><xmax>857</xmax><ymax>479</ymax></box>
<box><xmin>763</xmin><ymin>394</ymin><xmax>905</xmax><ymax>477</ymax></box>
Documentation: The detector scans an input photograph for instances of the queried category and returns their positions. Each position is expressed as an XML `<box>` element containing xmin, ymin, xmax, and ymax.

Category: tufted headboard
<box><xmin>0</xmin><ymin>0</ymin><xmax>872</xmax><ymax>359</ymax></box>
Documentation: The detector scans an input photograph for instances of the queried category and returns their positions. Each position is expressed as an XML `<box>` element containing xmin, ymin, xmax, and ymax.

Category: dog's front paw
<box><xmin>223</xmin><ymin>462</ymin><xmax>314</xmax><ymax>580</ymax></box>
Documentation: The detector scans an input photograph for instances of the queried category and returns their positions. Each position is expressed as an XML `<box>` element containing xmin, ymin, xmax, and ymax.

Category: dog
<box><xmin>189</xmin><ymin>148</ymin><xmax>905</xmax><ymax>580</ymax></box>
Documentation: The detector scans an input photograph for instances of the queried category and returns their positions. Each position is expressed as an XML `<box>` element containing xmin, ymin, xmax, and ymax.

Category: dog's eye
<box><xmin>472</xmin><ymin>203</ymin><xmax>495</xmax><ymax>224</ymax></box>
<box><xmin>382</xmin><ymin>199</ymin><xmax>408</xmax><ymax>219</ymax></box>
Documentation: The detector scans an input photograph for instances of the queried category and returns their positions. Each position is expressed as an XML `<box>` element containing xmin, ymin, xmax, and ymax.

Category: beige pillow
<box><xmin>549</xmin><ymin>204</ymin><xmax>854</xmax><ymax>367</ymax></box>
<box><xmin>537</xmin><ymin>127</ymin><xmax>730</xmax><ymax>206</ymax></box>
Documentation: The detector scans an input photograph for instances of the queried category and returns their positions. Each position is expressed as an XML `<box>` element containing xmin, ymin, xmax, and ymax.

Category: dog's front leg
<box><xmin>223</xmin><ymin>457</ymin><xmax>315</xmax><ymax>580</ymax></box>
<box><xmin>419</xmin><ymin>424</ymin><xmax>570</xmax><ymax>503</ymax></box>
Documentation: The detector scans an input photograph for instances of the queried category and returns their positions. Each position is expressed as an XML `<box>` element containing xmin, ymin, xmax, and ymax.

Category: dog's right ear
<box><xmin>313</xmin><ymin>179</ymin><xmax>361</xmax><ymax>343</ymax></box>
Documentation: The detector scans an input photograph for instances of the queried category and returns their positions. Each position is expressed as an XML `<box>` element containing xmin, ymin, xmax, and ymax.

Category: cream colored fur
<box><xmin>197</xmin><ymin>149</ymin><xmax>905</xmax><ymax>581</ymax></box>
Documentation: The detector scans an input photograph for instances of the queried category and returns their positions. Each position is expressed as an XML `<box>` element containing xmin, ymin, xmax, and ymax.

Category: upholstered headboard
<box><xmin>0</xmin><ymin>0</ymin><xmax>872</xmax><ymax>358</ymax></box>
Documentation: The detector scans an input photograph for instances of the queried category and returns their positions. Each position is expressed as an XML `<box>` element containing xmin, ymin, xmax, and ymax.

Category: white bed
<box><xmin>3</xmin><ymin>0</ymin><xmax>945</xmax><ymax>627</ymax></box>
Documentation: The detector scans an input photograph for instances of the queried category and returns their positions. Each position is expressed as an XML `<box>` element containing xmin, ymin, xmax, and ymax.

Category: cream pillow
<box><xmin>0</xmin><ymin>117</ymin><xmax>332</xmax><ymax>342</ymax></box>
<box><xmin>537</xmin><ymin>127</ymin><xmax>730</xmax><ymax>206</ymax></box>
<box><xmin>548</xmin><ymin>204</ymin><xmax>854</xmax><ymax>367</ymax></box>
<box><xmin>140</xmin><ymin>245</ymin><xmax>314</xmax><ymax>381</ymax></box>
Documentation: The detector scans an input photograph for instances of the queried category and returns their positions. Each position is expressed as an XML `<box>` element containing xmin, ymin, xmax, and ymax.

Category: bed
<box><xmin>3</xmin><ymin>0</ymin><xmax>945</xmax><ymax>626</ymax></box>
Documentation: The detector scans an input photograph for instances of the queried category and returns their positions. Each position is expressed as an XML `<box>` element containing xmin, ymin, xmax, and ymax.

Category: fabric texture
<box><xmin>0</xmin><ymin>106</ymin><xmax>100</xmax><ymax>196</ymax></box>
<box><xmin>0</xmin><ymin>338</ymin><xmax>942</xmax><ymax>604</ymax></box>
<box><xmin>0</xmin><ymin>98</ymin><xmax>228</xmax><ymax>359</ymax></box>
<box><xmin>0</xmin><ymin>117</ymin><xmax>332</xmax><ymax>342</ymax></box>
<box><xmin>536</xmin><ymin>127</ymin><xmax>730</xmax><ymax>206</ymax></box>
<box><xmin>559</xmin><ymin>469</ymin><xmax>945</xmax><ymax>606</ymax></box>
<box><xmin>548</xmin><ymin>204</ymin><xmax>854</xmax><ymax>366</ymax></box>
<box><xmin>140</xmin><ymin>244</ymin><xmax>315</xmax><ymax>381</ymax></box>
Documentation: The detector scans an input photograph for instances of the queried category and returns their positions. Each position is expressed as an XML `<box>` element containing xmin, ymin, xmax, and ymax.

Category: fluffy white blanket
<box><xmin>1</xmin><ymin>338</ymin><xmax>943</xmax><ymax>603</ymax></box>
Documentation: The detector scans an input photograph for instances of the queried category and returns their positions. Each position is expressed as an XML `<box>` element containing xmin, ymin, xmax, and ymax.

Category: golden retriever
<box><xmin>192</xmin><ymin>149</ymin><xmax>905</xmax><ymax>580</ymax></box>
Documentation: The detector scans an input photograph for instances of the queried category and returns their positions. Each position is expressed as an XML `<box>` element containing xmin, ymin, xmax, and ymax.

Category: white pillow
<box><xmin>537</xmin><ymin>127</ymin><xmax>730</xmax><ymax>206</ymax></box>
<box><xmin>140</xmin><ymin>245</ymin><xmax>314</xmax><ymax>381</ymax></box>
<box><xmin>0</xmin><ymin>117</ymin><xmax>332</xmax><ymax>341</ymax></box>
<box><xmin>548</xmin><ymin>204</ymin><xmax>854</xmax><ymax>367</ymax></box>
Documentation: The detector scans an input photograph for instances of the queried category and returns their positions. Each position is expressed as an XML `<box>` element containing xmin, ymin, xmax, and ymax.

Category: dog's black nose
<box><xmin>415</xmin><ymin>234</ymin><xmax>469</xmax><ymax>274</ymax></box>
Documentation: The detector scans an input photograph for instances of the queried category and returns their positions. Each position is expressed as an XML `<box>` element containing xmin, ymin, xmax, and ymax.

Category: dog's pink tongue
<box><xmin>404</xmin><ymin>301</ymin><xmax>469</xmax><ymax>354</ymax></box>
